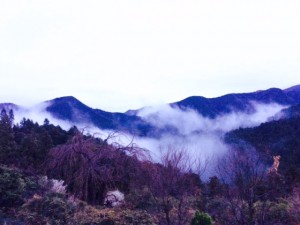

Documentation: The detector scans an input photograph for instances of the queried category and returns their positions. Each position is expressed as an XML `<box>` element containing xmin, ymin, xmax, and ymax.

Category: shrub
<box><xmin>104</xmin><ymin>190</ymin><xmax>125</xmax><ymax>207</ymax></box>
<box><xmin>71</xmin><ymin>205</ymin><xmax>157</xmax><ymax>225</ymax></box>
<box><xmin>0</xmin><ymin>165</ymin><xmax>26</xmax><ymax>208</ymax></box>
<box><xmin>191</xmin><ymin>211</ymin><xmax>213</xmax><ymax>225</ymax></box>
<box><xmin>38</xmin><ymin>176</ymin><xmax>66</xmax><ymax>194</ymax></box>
<box><xmin>19</xmin><ymin>193</ymin><xmax>74</xmax><ymax>225</ymax></box>
<box><xmin>255</xmin><ymin>199</ymin><xmax>295</xmax><ymax>225</ymax></box>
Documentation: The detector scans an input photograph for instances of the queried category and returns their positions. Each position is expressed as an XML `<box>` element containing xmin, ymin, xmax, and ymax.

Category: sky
<box><xmin>1</xmin><ymin>0</ymin><xmax>300</xmax><ymax>112</ymax></box>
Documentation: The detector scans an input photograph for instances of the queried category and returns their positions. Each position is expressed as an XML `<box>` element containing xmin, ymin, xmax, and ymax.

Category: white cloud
<box><xmin>9</xmin><ymin>98</ymin><xmax>287</xmax><ymax>178</ymax></box>
<box><xmin>135</xmin><ymin>102</ymin><xmax>287</xmax><ymax>177</ymax></box>
<box><xmin>13</xmin><ymin>102</ymin><xmax>75</xmax><ymax>129</ymax></box>
<box><xmin>138</xmin><ymin>102</ymin><xmax>287</xmax><ymax>134</ymax></box>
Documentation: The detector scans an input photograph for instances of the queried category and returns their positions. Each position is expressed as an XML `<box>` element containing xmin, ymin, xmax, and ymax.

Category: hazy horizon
<box><xmin>0</xmin><ymin>83</ymin><xmax>298</xmax><ymax>112</ymax></box>
<box><xmin>1</xmin><ymin>1</ymin><xmax>300</xmax><ymax>111</ymax></box>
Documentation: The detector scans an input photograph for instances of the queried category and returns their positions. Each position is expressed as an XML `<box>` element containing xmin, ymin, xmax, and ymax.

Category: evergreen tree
<box><xmin>9</xmin><ymin>109</ymin><xmax>14</xmax><ymax>122</ymax></box>
<box><xmin>43</xmin><ymin>118</ymin><xmax>50</xmax><ymax>126</ymax></box>
<box><xmin>0</xmin><ymin>109</ymin><xmax>17</xmax><ymax>164</ymax></box>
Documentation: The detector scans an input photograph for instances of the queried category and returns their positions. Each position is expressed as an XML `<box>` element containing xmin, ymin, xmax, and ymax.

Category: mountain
<box><xmin>284</xmin><ymin>84</ymin><xmax>300</xmax><ymax>93</ymax></box>
<box><xmin>171</xmin><ymin>88</ymin><xmax>300</xmax><ymax>118</ymax></box>
<box><xmin>2</xmin><ymin>85</ymin><xmax>300</xmax><ymax>136</ymax></box>
<box><xmin>127</xmin><ymin>87</ymin><xmax>300</xmax><ymax>118</ymax></box>
<box><xmin>0</xmin><ymin>103</ymin><xmax>21</xmax><ymax>112</ymax></box>
<box><xmin>272</xmin><ymin>104</ymin><xmax>300</xmax><ymax>120</ymax></box>
<box><xmin>45</xmin><ymin>96</ymin><xmax>156</xmax><ymax>136</ymax></box>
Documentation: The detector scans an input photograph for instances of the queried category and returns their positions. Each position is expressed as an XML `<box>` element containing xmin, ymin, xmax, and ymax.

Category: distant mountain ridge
<box><xmin>1</xmin><ymin>85</ymin><xmax>300</xmax><ymax>135</ymax></box>
<box><xmin>171</xmin><ymin>87</ymin><xmax>300</xmax><ymax>118</ymax></box>
<box><xmin>127</xmin><ymin>86</ymin><xmax>300</xmax><ymax>118</ymax></box>
<box><xmin>45</xmin><ymin>96</ymin><xmax>156</xmax><ymax>136</ymax></box>
<box><xmin>0</xmin><ymin>103</ymin><xmax>21</xmax><ymax>112</ymax></box>
<box><xmin>284</xmin><ymin>84</ymin><xmax>300</xmax><ymax>93</ymax></box>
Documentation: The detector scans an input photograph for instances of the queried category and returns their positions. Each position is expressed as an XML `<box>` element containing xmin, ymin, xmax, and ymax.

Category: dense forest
<box><xmin>1</xmin><ymin>108</ymin><xmax>300</xmax><ymax>225</ymax></box>
<box><xmin>226</xmin><ymin>116</ymin><xmax>300</xmax><ymax>183</ymax></box>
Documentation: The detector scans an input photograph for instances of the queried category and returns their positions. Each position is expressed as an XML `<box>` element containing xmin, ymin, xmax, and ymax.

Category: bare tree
<box><xmin>216</xmin><ymin>148</ymin><xmax>268</xmax><ymax>225</ymax></box>
<box><xmin>46</xmin><ymin>131</ymin><xmax>147</xmax><ymax>205</ymax></box>
<box><xmin>147</xmin><ymin>146</ymin><xmax>205</xmax><ymax>225</ymax></box>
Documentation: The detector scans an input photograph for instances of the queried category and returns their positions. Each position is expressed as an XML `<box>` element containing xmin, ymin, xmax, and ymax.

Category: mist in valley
<box><xmin>9</xmin><ymin>101</ymin><xmax>287</xmax><ymax>178</ymax></box>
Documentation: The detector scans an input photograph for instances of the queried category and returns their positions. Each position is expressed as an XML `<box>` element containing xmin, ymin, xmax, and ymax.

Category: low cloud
<box><xmin>12</xmin><ymin>102</ymin><xmax>118</xmax><ymax>140</ymax></box>
<box><xmin>13</xmin><ymin>102</ymin><xmax>75</xmax><ymax>130</ymax></box>
<box><xmin>138</xmin><ymin>102</ymin><xmax>287</xmax><ymax>134</ymax></box>
<box><xmin>10</xmin><ymin>101</ymin><xmax>287</xmax><ymax>178</ymax></box>
<box><xmin>135</xmin><ymin>102</ymin><xmax>287</xmax><ymax>177</ymax></box>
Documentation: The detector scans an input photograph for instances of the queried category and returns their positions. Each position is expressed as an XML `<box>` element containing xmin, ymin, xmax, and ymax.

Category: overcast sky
<box><xmin>1</xmin><ymin>0</ymin><xmax>300</xmax><ymax>112</ymax></box>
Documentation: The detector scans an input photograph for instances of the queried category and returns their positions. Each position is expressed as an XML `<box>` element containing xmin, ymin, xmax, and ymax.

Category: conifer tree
<box><xmin>0</xmin><ymin>109</ymin><xmax>17</xmax><ymax>164</ymax></box>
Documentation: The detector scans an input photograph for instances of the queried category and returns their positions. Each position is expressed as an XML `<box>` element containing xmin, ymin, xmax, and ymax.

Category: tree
<box><xmin>191</xmin><ymin>211</ymin><xmax>213</xmax><ymax>225</ymax></box>
<box><xmin>43</xmin><ymin>118</ymin><xmax>50</xmax><ymax>126</ymax></box>
<box><xmin>147</xmin><ymin>147</ymin><xmax>204</xmax><ymax>225</ymax></box>
<box><xmin>46</xmin><ymin>131</ymin><xmax>146</xmax><ymax>205</ymax></box>
<box><xmin>216</xmin><ymin>148</ymin><xmax>268</xmax><ymax>225</ymax></box>
<box><xmin>8</xmin><ymin>109</ymin><xmax>14</xmax><ymax>122</ymax></box>
<box><xmin>0</xmin><ymin>109</ymin><xmax>17</xmax><ymax>164</ymax></box>
<box><xmin>0</xmin><ymin>165</ymin><xmax>26</xmax><ymax>208</ymax></box>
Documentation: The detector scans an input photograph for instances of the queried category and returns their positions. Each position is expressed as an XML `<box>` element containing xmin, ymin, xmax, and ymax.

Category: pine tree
<box><xmin>0</xmin><ymin>109</ymin><xmax>17</xmax><ymax>164</ymax></box>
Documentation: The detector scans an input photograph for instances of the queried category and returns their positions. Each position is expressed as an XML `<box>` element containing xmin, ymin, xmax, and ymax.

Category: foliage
<box><xmin>18</xmin><ymin>193</ymin><xmax>75</xmax><ymax>225</ymax></box>
<box><xmin>70</xmin><ymin>204</ymin><xmax>157</xmax><ymax>225</ymax></box>
<box><xmin>0</xmin><ymin>109</ymin><xmax>73</xmax><ymax>170</ymax></box>
<box><xmin>226</xmin><ymin>116</ymin><xmax>300</xmax><ymax>178</ymax></box>
<box><xmin>38</xmin><ymin>176</ymin><xmax>67</xmax><ymax>194</ymax></box>
<box><xmin>204</xmin><ymin>197</ymin><xmax>231</xmax><ymax>225</ymax></box>
<box><xmin>13</xmin><ymin>118</ymin><xmax>72</xmax><ymax>170</ymax></box>
<box><xmin>288</xmin><ymin>187</ymin><xmax>300</xmax><ymax>224</ymax></box>
<box><xmin>125</xmin><ymin>186</ymin><xmax>157</xmax><ymax>210</ymax></box>
<box><xmin>191</xmin><ymin>211</ymin><xmax>213</xmax><ymax>225</ymax></box>
<box><xmin>0</xmin><ymin>109</ymin><xmax>17</xmax><ymax>165</ymax></box>
<box><xmin>1</xmin><ymin>112</ymin><xmax>300</xmax><ymax>224</ymax></box>
<box><xmin>254</xmin><ymin>199</ymin><xmax>295</xmax><ymax>225</ymax></box>
<box><xmin>0</xmin><ymin>165</ymin><xmax>40</xmax><ymax>210</ymax></box>
<box><xmin>0</xmin><ymin>165</ymin><xmax>26</xmax><ymax>208</ymax></box>
<box><xmin>104</xmin><ymin>190</ymin><xmax>125</xmax><ymax>207</ymax></box>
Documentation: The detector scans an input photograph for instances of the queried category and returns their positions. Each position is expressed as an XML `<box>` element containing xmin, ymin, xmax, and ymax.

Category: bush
<box><xmin>191</xmin><ymin>211</ymin><xmax>213</xmax><ymax>225</ymax></box>
<box><xmin>38</xmin><ymin>176</ymin><xmax>66</xmax><ymax>194</ymax></box>
<box><xmin>19</xmin><ymin>193</ymin><xmax>75</xmax><ymax>225</ymax></box>
<box><xmin>255</xmin><ymin>199</ymin><xmax>295</xmax><ymax>225</ymax></box>
<box><xmin>0</xmin><ymin>165</ymin><xmax>26</xmax><ymax>208</ymax></box>
<box><xmin>71</xmin><ymin>205</ymin><xmax>157</xmax><ymax>225</ymax></box>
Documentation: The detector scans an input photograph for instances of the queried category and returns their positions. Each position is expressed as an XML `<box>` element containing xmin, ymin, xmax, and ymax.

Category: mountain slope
<box><xmin>274</xmin><ymin>104</ymin><xmax>300</xmax><ymax>120</ymax></box>
<box><xmin>284</xmin><ymin>84</ymin><xmax>300</xmax><ymax>93</ymax></box>
<box><xmin>225</xmin><ymin>116</ymin><xmax>300</xmax><ymax>176</ymax></box>
<box><xmin>2</xmin><ymin>85</ymin><xmax>300</xmax><ymax>136</ymax></box>
<box><xmin>0</xmin><ymin>103</ymin><xmax>21</xmax><ymax>112</ymax></box>
<box><xmin>45</xmin><ymin>96</ymin><xmax>156</xmax><ymax>136</ymax></box>
<box><xmin>126</xmin><ymin>87</ymin><xmax>300</xmax><ymax>118</ymax></box>
<box><xmin>172</xmin><ymin>88</ymin><xmax>300</xmax><ymax>118</ymax></box>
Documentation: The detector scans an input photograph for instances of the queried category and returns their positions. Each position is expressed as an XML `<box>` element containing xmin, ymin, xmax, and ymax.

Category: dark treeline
<box><xmin>226</xmin><ymin>116</ymin><xmax>300</xmax><ymax>185</ymax></box>
<box><xmin>0</xmin><ymin>109</ymin><xmax>75</xmax><ymax>170</ymax></box>
<box><xmin>0</xmin><ymin>109</ymin><xmax>300</xmax><ymax>225</ymax></box>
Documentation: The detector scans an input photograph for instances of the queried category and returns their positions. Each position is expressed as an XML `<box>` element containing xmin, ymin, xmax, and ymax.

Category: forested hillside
<box><xmin>1</xmin><ymin>108</ymin><xmax>300</xmax><ymax>225</ymax></box>
<box><xmin>226</xmin><ymin>115</ymin><xmax>300</xmax><ymax>183</ymax></box>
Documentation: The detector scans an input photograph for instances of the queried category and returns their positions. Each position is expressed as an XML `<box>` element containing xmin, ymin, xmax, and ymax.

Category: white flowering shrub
<box><xmin>104</xmin><ymin>189</ymin><xmax>125</xmax><ymax>207</ymax></box>
<box><xmin>38</xmin><ymin>176</ymin><xmax>66</xmax><ymax>194</ymax></box>
<box><xmin>51</xmin><ymin>179</ymin><xmax>66</xmax><ymax>194</ymax></box>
